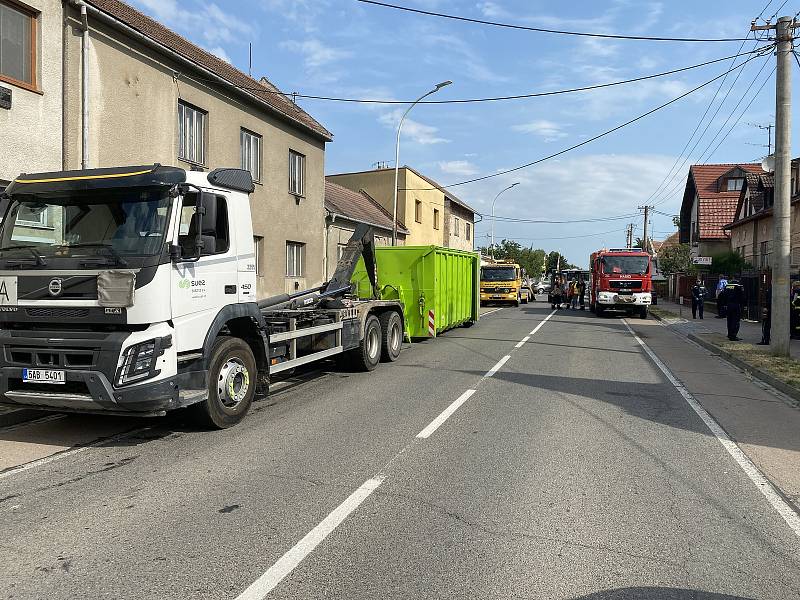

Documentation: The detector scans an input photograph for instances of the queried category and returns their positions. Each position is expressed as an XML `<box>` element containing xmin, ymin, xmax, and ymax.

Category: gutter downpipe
<box><xmin>69</xmin><ymin>0</ymin><xmax>89</xmax><ymax>169</ymax></box>
<box><xmin>76</xmin><ymin>3</ymin><xmax>329</xmax><ymax>143</ymax></box>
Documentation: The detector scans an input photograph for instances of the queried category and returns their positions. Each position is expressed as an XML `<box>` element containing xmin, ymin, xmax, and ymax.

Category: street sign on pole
<box><xmin>692</xmin><ymin>256</ymin><xmax>712</xmax><ymax>266</ymax></box>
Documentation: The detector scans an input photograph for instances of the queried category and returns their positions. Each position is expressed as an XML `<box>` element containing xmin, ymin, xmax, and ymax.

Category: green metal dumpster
<box><xmin>352</xmin><ymin>246</ymin><xmax>480</xmax><ymax>338</ymax></box>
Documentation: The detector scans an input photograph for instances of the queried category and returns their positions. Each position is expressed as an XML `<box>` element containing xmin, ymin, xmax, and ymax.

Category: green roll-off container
<box><xmin>351</xmin><ymin>246</ymin><xmax>480</xmax><ymax>339</ymax></box>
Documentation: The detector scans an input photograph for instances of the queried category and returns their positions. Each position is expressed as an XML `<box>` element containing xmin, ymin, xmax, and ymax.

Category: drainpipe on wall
<box><xmin>69</xmin><ymin>0</ymin><xmax>89</xmax><ymax>169</ymax></box>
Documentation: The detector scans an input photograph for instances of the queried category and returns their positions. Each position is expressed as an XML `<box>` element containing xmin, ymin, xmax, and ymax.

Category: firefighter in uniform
<box><xmin>758</xmin><ymin>283</ymin><xmax>772</xmax><ymax>345</ymax></box>
<box><xmin>791</xmin><ymin>282</ymin><xmax>800</xmax><ymax>339</ymax></box>
<box><xmin>725</xmin><ymin>279</ymin><xmax>745</xmax><ymax>341</ymax></box>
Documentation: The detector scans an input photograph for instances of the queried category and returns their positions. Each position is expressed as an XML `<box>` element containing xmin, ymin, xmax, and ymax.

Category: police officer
<box><xmin>725</xmin><ymin>278</ymin><xmax>745</xmax><ymax>341</ymax></box>
<box><xmin>791</xmin><ymin>282</ymin><xmax>800</xmax><ymax>339</ymax></box>
<box><xmin>716</xmin><ymin>275</ymin><xmax>729</xmax><ymax>319</ymax></box>
<box><xmin>758</xmin><ymin>283</ymin><xmax>772</xmax><ymax>345</ymax></box>
<box><xmin>691</xmin><ymin>279</ymin><xmax>706</xmax><ymax>319</ymax></box>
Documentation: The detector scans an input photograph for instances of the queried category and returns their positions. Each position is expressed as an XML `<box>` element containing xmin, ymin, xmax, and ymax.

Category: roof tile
<box><xmin>325</xmin><ymin>181</ymin><xmax>408</xmax><ymax>234</ymax></box>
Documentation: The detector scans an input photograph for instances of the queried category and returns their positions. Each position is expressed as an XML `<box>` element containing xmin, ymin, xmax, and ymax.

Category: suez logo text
<box><xmin>178</xmin><ymin>279</ymin><xmax>206</xmax><ymax>289</ymax></box>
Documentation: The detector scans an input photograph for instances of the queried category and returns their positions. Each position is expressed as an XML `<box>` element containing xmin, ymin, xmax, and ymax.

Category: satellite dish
<box><xmin>761</xmin><ymin>154</ymin><xmax>775</xmax><ymax>173</ymax></box>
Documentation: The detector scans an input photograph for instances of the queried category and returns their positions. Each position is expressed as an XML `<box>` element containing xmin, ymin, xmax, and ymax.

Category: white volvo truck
<box><xmin>0</xmin><ymin>165</ymin><xmax>404</xmax><ymax>427</ymax></box>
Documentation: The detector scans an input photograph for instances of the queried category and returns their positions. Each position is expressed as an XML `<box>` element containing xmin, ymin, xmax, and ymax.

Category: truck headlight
<box><xmin>116</xmin><ymin>336</ymin><xmax>171</xmax><ymax>387</ymax></box>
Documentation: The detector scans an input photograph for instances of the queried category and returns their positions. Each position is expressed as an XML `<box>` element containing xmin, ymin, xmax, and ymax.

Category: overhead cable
<box><xmin>354</xmin><ymin>0</ymin><xmax>754</xmax><ymax>42</ymax></box>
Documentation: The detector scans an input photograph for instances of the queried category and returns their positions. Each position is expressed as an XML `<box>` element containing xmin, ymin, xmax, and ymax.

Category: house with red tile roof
<box><xmin>724</xmin><ymin>160</ymin><xmax>800</xmax><ymax>272</ymax></box>
<box><xmin>679</xmin><ymin>163</ymin><xmax>765</xmax><ymax>260</ymax></box>
<box><xmin>324</xmin><ymin>181</ymin><xmax>408</xmax><ymax>278</ymax></box>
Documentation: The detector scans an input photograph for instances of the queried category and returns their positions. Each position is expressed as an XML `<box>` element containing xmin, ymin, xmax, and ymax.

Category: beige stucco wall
<box><xmin>444</xmin><ymin>199</ymin><xmax>474</xmax><ymax>251</ymax></box>
<box><xmin>328</xmin><ymin>168</ymin><xmax>447</xmax><ymax>246</ymax></box>
<box><xmin>62</xmin><ymin>7</ymin><xmax>327</xmax><ymax>298</ymax></box>
<box><xmin>0</xmin><ymin>0</ymin><xmax>62</xmax><ymax>184</ymax></box>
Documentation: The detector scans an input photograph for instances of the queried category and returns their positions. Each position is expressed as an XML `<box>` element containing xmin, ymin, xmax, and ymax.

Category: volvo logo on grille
<box><xmin>48</xmin><ymin>278</ymin><xmax>63</xmax><ymax>297</ymax></box>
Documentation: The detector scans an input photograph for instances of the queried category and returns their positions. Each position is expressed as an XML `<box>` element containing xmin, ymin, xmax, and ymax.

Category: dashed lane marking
<box><xmin>416</xmin><ymin>389</ymin><xmax>476</xmax><ymax>439</ymax></box>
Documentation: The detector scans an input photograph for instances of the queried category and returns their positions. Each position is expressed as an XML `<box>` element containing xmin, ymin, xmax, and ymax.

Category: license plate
<box><xmin>22</xmin><ymin>368</ymin><xmax>65</xmax><ymax>384</ymax></box>
<box><xmin>492</xmin><ymin>295</ymin><xmax>504</xmax><ymax>299</ymax></box>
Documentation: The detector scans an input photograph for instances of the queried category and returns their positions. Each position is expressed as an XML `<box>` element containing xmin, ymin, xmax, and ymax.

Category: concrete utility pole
<box><xmin>638</xmin><ymin>205</ymin><xmax>653</xmax><ymax>252</ymax></box>
<box><xmin>752</xmin><ymin>16</ymin><xmax>795</xmax><ymax>355</ymax></box>
<box><xmin>626</xmin><ymin>223</ymin><xmax>634</xmax><ymax>248</ymax></box>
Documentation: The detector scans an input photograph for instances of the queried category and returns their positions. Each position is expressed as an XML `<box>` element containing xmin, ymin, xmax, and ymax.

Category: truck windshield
<box><xmin>0</xmin><ymin>189</ymin><xmax>171</xmax><ymax>258</ymax></box>
<box><xmin>481</xmin><ymin>267</ymin><xmax>517</xmax><ymax>281</ymax></box>
<box><xmin>602</xmin><ymin>256</ymin><xmax>649</xmax><ymax>275</ymax></box>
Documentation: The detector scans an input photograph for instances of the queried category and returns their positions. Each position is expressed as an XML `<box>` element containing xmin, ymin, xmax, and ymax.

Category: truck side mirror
<box><xmin>199</xmin><ymin>192</ymin><xmax>217</xmax><ymax>235</ymax></box>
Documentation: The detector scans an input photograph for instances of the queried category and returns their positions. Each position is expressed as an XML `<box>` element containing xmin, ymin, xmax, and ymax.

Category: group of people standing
<box><xmin>551</xmin><ymin>277</ymin><xmax>586</xmax><ymax>310</ymax></box>
<box><xmin>690</xmin><ymin>276</ymin><xmax>746</xmax><ymax>341</ymax></box>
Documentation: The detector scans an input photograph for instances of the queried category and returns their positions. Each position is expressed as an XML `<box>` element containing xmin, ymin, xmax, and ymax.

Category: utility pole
<box><xmin>752</xmin><ymin>16</ymin><xmax>795</xmax><ymax>355</ymax></box>
<box><xmin>626</xmin><ymin>223</ymin><xmax>634</xmax><ymax>248</ymax></box>
<box><xmin>638</xmin><ymin>205</ymin><xmax>653</xmax><ymax>252</ymax></box>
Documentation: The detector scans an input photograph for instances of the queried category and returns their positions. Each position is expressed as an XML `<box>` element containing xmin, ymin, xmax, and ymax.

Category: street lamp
<box><xmin>490</xmin><ymin>182</ymin><xmax>520</xmax><ymax>256</ymax></box>
<box><xmin>392</xmin><ymin>80</ymin><xmax>453</xmax><ymax>246</ymax></box>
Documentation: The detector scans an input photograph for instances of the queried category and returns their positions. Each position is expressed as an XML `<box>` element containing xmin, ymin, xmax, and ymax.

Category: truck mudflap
<box><xmin>0</xmin><ymin>367</ymin><xmax>182</xmax><ymax>416</ymax></box>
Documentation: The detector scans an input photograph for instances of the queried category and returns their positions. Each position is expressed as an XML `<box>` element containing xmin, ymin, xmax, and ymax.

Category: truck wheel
<box><xmin>194</xmin><ymin>336</ymin><xmax>256</xmax><ymax>429</ymax></box>
<box><xmin>596</xmin><ymin>305</ymin><xmax>605</xmax><ymax>317</ymax></box>
<box><xmin>639</xmin><ymin>307</ymin><xmax>648</xmax><ymax>319</ymax></box>
<box><xmin>379</xmin><ymin>311</ymin><xmax>403</xmax><ymax>362</ymax></box>
<box><xmin>351</xmin><ymin>314</ymin><xmax>381</xmax><ymax>371</ymax></box>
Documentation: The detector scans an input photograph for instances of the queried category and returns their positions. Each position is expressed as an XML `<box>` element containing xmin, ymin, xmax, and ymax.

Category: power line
<box><xmin>474</xmin><ymin>227</ymin><xmax>628</xmax><ymax>241</ymax></box>
<box><xmin>354</xmin><ymin>0</ymin><xmax>754</xmax><ymax>42</ymax></box>
<box><xmin>213</xmin><ymin>49</ymin><xmax>769</xmax><ymax>105</ymax></box>
<box><xmin>483</xmin><ymin>213</ymin><xmax>641</xmax><ymax>224</ymax></box>
<box><xmin>402</xmin><ymin>47</ymin><xmax>772</xmax><ymax>191</ymax></box>
<box><xmin>639</xmin><ymin>29</ymin><xmax>758</xmax><ymax>207</ymax></box>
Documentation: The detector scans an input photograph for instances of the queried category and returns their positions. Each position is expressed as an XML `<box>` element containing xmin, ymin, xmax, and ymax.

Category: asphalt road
<box><xmin>1</xmin><ymin>302</ymin><xmax>799</xmax><ymax>600</ymax></box>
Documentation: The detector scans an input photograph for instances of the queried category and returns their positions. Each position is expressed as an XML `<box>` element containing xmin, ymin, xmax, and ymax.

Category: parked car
<box><xmin>535</xmin><ymin>280</ymin><xmax>552</xmax><ymax>295</ymax></box>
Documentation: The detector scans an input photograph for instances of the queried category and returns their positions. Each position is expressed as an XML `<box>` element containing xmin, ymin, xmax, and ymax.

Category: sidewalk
<box><xmin>657</xmin><ymin>299</ymin><xmax>800</xmax><ymax>360</ymax></box>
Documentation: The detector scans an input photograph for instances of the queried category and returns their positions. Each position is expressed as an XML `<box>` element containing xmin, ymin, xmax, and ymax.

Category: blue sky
<box><xmin>132</xmin><ymin>0</ymin><xmax>793</xmax><ymax>267</ymax></box>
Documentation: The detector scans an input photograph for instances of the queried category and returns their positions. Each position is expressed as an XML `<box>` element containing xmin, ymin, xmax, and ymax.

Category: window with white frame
<box><xmin>453</xmin><ymin>216</ymin><xmax>460</xmax><ymax>237</ymax></box>
<box><xmin>241</xmin><ymin>129</ymin><xmax>262</xmax><ymax>182</ymax></box>
<box><xmin>466</xmin><ymin>222</ymin><xmax>471</xmax><ymax>241</ymax></box>
<box><xmin>286</xmin><ymin>241</ymin><xmax>305</xmax><ymax>277</ymax></box>
<box><xmin>433</xmin><ymin>208</ymin><xmax>440</xmax><ymax>230</ymax></box>
<box><xmin>726</xmin><ymin>177</ymin><xmax>744</xmax><ymax>192</ymax></box>
<box><xmin>253</xmin><ymin>236</ymin><xmax>263</xmax><ymax>276</ymax></box>
<box><xmin>289</xmin><ymin>150</ymin><xmax>305</xmax><ymax>196</ymax></box>
<box><xmin>178</xmin><ymin>101</ymin><xmax>206</xmax><ymax>164</ymax></box>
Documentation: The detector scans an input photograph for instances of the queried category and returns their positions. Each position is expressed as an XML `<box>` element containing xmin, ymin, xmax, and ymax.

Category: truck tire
<box><xmin>350</xmin><ymin>314</ymin><xmax>381</xmax><ymax>371</ymax></box>
<box><xmin>193</xmin><ymin>336</ymin><xmax>257</xmax><ymax>429</ymax></box>
<box><xmin>379</xmin><ymin>311</ymin><xmax>403</xmax><ymax>362</ymax></box>
<box><xmin>596</xmin><ymin>304</ymin><xmax>605</xmax><ymax>317</ymax></box>
<box><xmin>639</xmin><ymin>306</ymin><xmax>648</xmax><ymax>319</ymax></box>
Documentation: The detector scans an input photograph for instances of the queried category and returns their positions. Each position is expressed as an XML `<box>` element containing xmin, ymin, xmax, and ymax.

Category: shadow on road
<box><xmin>570</xmin><ymin>588</ymin><xmax>756</xmax><ymax>600</ymax></box>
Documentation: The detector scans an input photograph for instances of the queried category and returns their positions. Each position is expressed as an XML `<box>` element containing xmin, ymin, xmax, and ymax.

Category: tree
<box><xmin>634</xmin><ymin>237</ymin><xmax>646</xmax><ymax>251</ymax></box>
<box><xmin>710</xmin><ymin>251</ymin><xmax>750</xmax><ymax>276</ymax></box>
<box><xmin>657</xmin><ymin>243</ymin><xmax>695</xmax><ymax>275</ymax></box>
<box><xmin>478</xmin><ymin>240</ymin><xmax>547</xmax><ymax>278</ymax></box>
<box><xmin>546</xmin><ymin>251</ymin><xmax>577</xmax><ymax>273</ymax></box>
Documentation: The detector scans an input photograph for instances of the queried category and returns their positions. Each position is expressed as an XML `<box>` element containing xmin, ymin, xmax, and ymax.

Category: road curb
<box><xmin>650</xmin><ymin>309</ymin><xmax>800</xmax><ymax>404</ymax></box>
<box><xmin>0</xmin><ymin>408</ymin><xmax>47</xmax><ymax>428</ymax></box>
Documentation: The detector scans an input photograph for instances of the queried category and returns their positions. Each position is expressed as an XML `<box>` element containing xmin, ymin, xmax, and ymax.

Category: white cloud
<box><xmin>209</xmin><ymin>46</ymin><xmax>231</xmax><ymax>63</ymax></box>
<box><xmin>438</xmin><ymin>160</ymin><xmax>479</xmax><ymax>176</ymax></box>
<box><xmin>281</xmin><ymin>39</ymin><xmax>353</xmax><ymax>69</ymax></box>
<box><xmin>513</xmin><ymin>120</ymin><xmax>568</xmax><ymax>142</ymax></box>
<box><xmin>379</xmin><ymin>110</ymin><xmax>449</xmax><ymax>145</ymax></box>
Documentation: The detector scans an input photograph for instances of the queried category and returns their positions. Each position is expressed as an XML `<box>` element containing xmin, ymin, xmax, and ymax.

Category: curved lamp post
<box><xmin>392</xmin><ymin>80</ymin><xmax>453</xmax><ymax>245</ymax></box>
<box><xmin>490</xmin><ymin>182</ymin><xmax>520</xmax><ymax>256</ymax></box>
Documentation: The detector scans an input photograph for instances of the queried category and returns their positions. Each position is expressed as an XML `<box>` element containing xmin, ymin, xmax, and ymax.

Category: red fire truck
<box><xmin>589</xmin><ymin>248</ymin><xmax>652</xmax><ymax>318</ymax></box>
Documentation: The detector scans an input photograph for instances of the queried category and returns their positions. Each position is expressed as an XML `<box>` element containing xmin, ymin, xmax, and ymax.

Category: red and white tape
<box><xmin>428</xmin><ymin>309</ymin><xmax>435</xmax><ymax>337</ymax></box>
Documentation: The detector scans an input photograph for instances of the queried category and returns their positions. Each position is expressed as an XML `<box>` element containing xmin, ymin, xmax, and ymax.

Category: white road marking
<box><xmin>529</xmin><ymin>310</ymin><xmax>557</xmax><ymax>336</ymax></box>
<box><xmin>623</xmin><ymin>319</ymin><xmax>800</xmax><ymax>538</ymax></box>
<box><xmin>481</xmin><ymin>307</ymin><xmax>504</xmax><ymax>317</ymax></box>
<box><xmin>484</xmin><ymin>355</ymin><xmax>510</xmax><ymax>378</ymax></box>
<box><xmin>0</xmin><ymin>424</ymin><xmax>154</xmax><ymax>481</ymax></box>
<box><xmin>514</xmin><ymin>336</ymin><xmax>530</xmax><ymax>348</ymax></box>
<box><xmin>416</xmin><ymin>389</ymin><xmax>477</xmax><ymax>439</ymax></box>
<box><xmin>234</xmin><ymin>476</ymin><xmax>385</xmax><ymax>600</ymax></box>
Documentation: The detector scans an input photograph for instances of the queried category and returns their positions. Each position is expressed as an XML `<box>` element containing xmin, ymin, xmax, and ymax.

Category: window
<box><xmin>15</xmin><ymin>204</ymin><xmax>48</xmax><ymax>227</ymax></box>
<box><xmin>178</xmin><ymin>193</ymin><xmax>229</xmax><ymax>256</ymax></box>
<box><xmin>433</xmin><ymin>208</ymin><xmax>440</xmax><ymax>230</ymax></box>
<box><xmin>253</xmin><ymin>236</ymin><xmax>263</xmax><ymax>276</ymax></box>
<box><xmin>0</xmin><ymin>1</ymin><xmax>36</xmax><ymax>88</ymax></box>
<box><xmin>241</xmin><ymin>129</ymin><xmax>262</xmax><ymax>183</ymax></box>
<box><xmin>466</xmin><ymin>222</ymin><xmax>471</xmax><ymax>241</ymax></box>
<box><xmin>178</xmin><ymin>101</ymin><xmax>206</xmax><ymax>165</ymax></box>
<box><xmin>289</xmin><ymin>150</ymin><xmax>305</xmax><ymax>196</ymax></box>
<box><xmin>286</xmin><ymin>241</ymin><xmax>305</xmax><ymax>277</ymax></box>
<box><xmin>727</xmin><ymin>178</ymin><xmax>744</xmax><ymax>192</ymax></box>
<box><xmin>415</xmin><ymin>199</ymin><xmax>422</xmax><ymax>223</ymax></box>
<box><xmin>454</xmin><ymin>216</ymin><xmax>460</xmax><ymax>237</ymax></box>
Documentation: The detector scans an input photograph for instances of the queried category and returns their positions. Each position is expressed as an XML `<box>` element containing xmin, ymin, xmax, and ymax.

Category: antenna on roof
<box><xmin>248</xmin><ymin>42</ymin><xmax>252</xmax><ymax>78</ymax></box>
<box><xmin>372</xmin><ymin>161</ymin><xmax>392</xmax><ymax>170</ymax></box>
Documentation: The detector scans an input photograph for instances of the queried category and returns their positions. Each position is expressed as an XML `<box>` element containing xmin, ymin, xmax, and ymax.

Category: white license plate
<box><xmin>22</xmin><ymin>368</ymin><xmax>65</xmax><ymax>384</ymax></box>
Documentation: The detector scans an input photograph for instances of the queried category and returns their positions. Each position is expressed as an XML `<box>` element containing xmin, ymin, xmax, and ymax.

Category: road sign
<box><xmin>692</xmin><ymin>256</ymin><xmax>712</xmax><ymax>265</ymax></box>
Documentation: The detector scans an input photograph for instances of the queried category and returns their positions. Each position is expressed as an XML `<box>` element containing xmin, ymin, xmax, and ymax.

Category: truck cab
<box><xmin>0</xmin><ymin>165</ymin><xmax>405</xmax><ymax>427</ymax></box>
<box><xmin>480</xmin><ymin>260</ymin><xmax>525</xmax><ymax>307</ymax></box>
<box><xmin>589</xmin><ymin>248</ymin><xmax>652</xmax><ymax>318</ymax></box>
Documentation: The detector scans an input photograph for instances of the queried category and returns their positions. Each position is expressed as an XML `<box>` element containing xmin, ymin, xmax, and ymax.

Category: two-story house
<box><xmin>679</xmin><ymin>163</ymin><xmax>765</xmax><ymax>259</ymax></box>
<box><xmin>327</xmin><ymin>166</ymin><xmax>476</xmax><ymax>250</ymax></box>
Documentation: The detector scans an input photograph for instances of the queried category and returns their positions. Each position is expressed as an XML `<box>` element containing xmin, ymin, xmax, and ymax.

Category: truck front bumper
<box><xmin>480</xmin><ymin>291</ymin><xmax>518</xmax><ymax>302</ymax></box>
<box><xmin>597</xmin><ymin>291</ymin><xmax>652</xmax><ymax>307</ymax></box>
<box><xmin>0</xmin><ymin>367</ymin><xmax>180</xmax><ymax>416</ymax></box>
